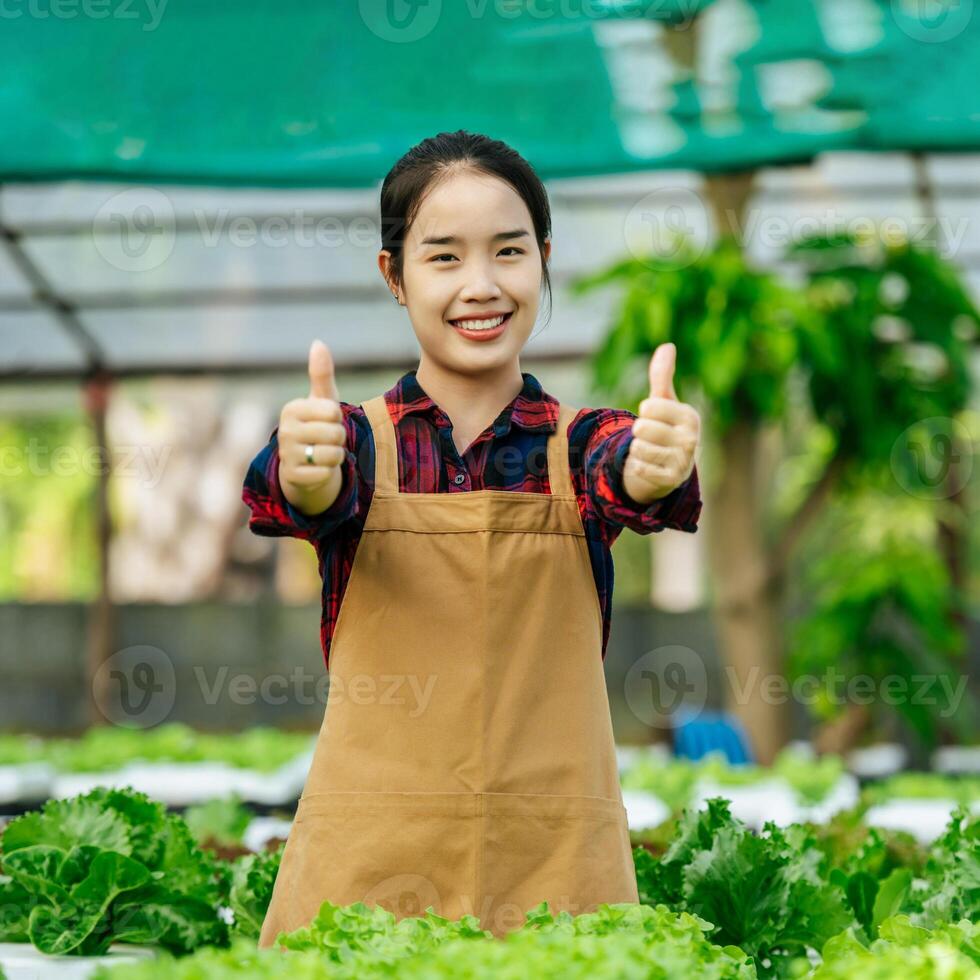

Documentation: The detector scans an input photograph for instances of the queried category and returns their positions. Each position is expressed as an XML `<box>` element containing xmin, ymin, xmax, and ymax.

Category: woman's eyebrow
<box><xmin>420</xmin><ymin>229</ymin><xmax>531</xmax><ymax>246</ymax></box>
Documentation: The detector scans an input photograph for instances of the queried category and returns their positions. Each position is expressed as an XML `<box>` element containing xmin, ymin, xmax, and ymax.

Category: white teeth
<box><xmin>452</xmin><ymin>314</ymin><xmax>507</xmax><ymax>330</ymax></box>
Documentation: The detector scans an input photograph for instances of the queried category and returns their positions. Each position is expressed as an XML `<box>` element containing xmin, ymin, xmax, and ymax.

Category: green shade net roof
<box><xmin>2</xmin><ymin>0</ymin><xmax>978</xmax><ymax>385</ymax></box>
<box><xmin>1</xmin><ymin>0</ymin><xmax>978</xmax><ymax>186</ymax></box>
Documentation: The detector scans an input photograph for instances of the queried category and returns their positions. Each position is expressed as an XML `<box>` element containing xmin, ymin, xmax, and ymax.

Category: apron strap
<box><xmin>361</xmin><ymin>395</ymin><xmax>399</xmax><ymax>495</ymax></box>
<box><xmin>360</xmin><ymin>394</ymin><xmax>578</xmax><ymax>499</ymax></box>
<box><xmin>547</xmin><ymin>403</ymin><xmax>577</xmax><ymax>499</ymax></box>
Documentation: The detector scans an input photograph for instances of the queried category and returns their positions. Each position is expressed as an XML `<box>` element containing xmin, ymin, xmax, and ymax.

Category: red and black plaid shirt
<box><xmin>243</xmin><ymin>369</ymin><xmax>701</xmax><ymax>667</ymax></box>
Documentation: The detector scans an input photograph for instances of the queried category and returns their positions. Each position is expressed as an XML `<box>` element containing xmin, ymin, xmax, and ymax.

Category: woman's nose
<box><xmin>459</xmin><ymin>283</ymin><xmax>502</xmax><ymax>302</ymax></box>
<box><xmin>457</xmin><ymin>265</ymin><xmax>502</xmax><ymax>301</ymax></box>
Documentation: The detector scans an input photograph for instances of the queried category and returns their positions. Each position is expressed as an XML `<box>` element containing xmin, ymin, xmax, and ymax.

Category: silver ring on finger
<box><xmin>304</xmin><ymin>443</ymin><xmax>316</xmax><ymax>465</ymax></box>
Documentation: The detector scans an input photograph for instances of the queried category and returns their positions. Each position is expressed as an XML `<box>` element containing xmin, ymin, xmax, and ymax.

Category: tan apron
<box><xmin>258</xmin><ymin>395</ymin><xmax>637</xmax><ymax>945</ymax></box>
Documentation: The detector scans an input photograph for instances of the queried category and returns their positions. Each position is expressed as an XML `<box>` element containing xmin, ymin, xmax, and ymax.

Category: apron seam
<box><xmin>370</xmin><ymin>491</ymin><xmax>580</xmax><ymax>501</ymax></box>
<box><xmin>359</xmin><ymin>527</ymin><xmax>586</xmax><ymax>536</ymax></box>
<box><xmin>297</xmin><ymin>790</ymin><xmax>625</xmax><ymax>804</ymax></box>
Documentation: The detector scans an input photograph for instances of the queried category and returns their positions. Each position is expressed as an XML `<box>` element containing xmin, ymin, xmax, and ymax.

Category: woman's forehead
<box><xmin>411</xmin><ymin>175</ymin><xmax>532</xmax><ymax>239</ymax></box>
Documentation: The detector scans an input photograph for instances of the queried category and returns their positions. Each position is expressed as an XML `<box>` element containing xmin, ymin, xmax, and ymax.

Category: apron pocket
<box><xmin>480</xmin><ymin>793</ymin><xmax>638</xmax><ymax>935</ymax></box>
<box><xmin>281</xmin><ymin>791</ymin><xmax>482</xmax><ymax>929</ymax></box>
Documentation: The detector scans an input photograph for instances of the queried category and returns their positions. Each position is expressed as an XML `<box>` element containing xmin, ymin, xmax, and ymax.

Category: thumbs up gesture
<box><xmin>277</xmin><ymin>340</ymin><xmax>349</xmax><ymax>514</ymax></box>
<box><xmin>622</xmin><ymin>343</ymin><xmax>701</xmax><ymax>506</ymax></box>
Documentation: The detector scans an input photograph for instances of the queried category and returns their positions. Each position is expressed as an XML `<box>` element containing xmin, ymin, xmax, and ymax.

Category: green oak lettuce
<box><xmin>227</xmin><ymin>845</ymin><xmax>283</xmax><ymax>939</ymax></box>
<box><xmin>0</xmin><ymin>787</ymin><xmax>229</xmax><ymax>956</ymax></box>
<box><xmin>813</xmin><ymin>914</ymin><xmax>980</xmax><ymax>978</ymax></box>
<box><xmin>912</xmin><ymin>805</ymin><xmax>980</xmax><ymax>928</ymax></box>
<box><xmin>91</xmin><ymin>901</ymin><xmax>756</xmax><ymax>979</ymax></box>
<box><xmin>634</xmin><ymin>798</ymin><xmax>852</xmax><ymax>975</ymax></box>
<box><xmin>183</xmin><ymin>796</ymin><xmax>252</xmax><ymax>850</ymax></box>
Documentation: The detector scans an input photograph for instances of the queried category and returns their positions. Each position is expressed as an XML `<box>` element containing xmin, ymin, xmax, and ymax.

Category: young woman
<box><xmin>243</xmin><ymin>130</ymin><xmax>702</xmax><ymax>943</ymax></box>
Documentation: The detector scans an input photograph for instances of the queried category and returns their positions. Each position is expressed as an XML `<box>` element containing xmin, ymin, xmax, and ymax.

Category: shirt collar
<box><xmin>384</xmin><ymin>368</ymin><xmax>559</xmax><ymax>436</ymax></box>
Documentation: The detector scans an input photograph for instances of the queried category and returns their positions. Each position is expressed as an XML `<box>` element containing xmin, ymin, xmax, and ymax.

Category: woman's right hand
<box><xmin>277</xmin><ymin>339</ymin><xmax>348</xmax><ymax>516</ymax></box>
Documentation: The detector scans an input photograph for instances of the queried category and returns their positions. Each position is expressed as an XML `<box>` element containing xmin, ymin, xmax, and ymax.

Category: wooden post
<box><xmin>83</xmin><ymin>371</ymin><xmax>115</xmax><ymax>727</ymax></box>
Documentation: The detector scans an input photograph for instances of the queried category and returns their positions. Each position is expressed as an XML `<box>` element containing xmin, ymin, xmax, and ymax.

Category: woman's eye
<box><xmin>431</xmin><ymin>248</ymin><xmax>523</xmax><ymax>263</ymax></box>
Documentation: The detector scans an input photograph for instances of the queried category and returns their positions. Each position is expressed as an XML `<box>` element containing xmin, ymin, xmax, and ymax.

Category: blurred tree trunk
<box><xmin>664</xmin><ymin>17</ymin><xmax>794</xmax><ymax>763</ymax></box>
<box><xmin>704</xmin><ymin>419</ymin><xmax>789</xmax><ymax>763</ymax></box>
<box><xmin>911</xmin><ymin>151</ymin><xmax>970</xmax><ymax>636</ymax></box>
<box><xmin>698</xmin><ymin>172</ymin><xmax>791</xmax><ymax>764</ymax></box>
<box><xmin>814</xmin><ymin>704</ymin><xmax>871</xmax><ymax>755</ymax></box>
<box><xmin>84</xmin><ymin>372</ymin><xmax>115</xmax><ymax>726</ymax></box>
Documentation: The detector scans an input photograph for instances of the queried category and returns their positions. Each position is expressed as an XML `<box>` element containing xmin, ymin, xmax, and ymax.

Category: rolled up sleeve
<box><xmin>586</xmin><ymin>411</ymin><xmax>702</xmax><ymax>535</ymax></box>
<box><xmin>242</xmin><ymin>426</ymin><xmax>358</xmax><ymax>542</ymax></box>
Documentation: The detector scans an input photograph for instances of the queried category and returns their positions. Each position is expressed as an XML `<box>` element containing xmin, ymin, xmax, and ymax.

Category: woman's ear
<box><xmin>378</xmin><ymin>250</ymin><xmax>404</xmax><ymax>305</ymax></box>
<box><xmin>542</xmin><ymin>238</ymin><xmax>552</xmax><ymax>263</ymax></box>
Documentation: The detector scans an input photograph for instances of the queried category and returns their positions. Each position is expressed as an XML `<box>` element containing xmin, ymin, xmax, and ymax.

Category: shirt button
<box><xmin>453</xmin><ymin>473</ymin><xmax>466</xmax><ymax>485</ymax></box>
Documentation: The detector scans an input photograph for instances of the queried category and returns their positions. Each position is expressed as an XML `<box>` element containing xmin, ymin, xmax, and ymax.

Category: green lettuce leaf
<box><xmin>228</xmin><ymin>845</ymin><xmax>282</xmax><ymax>939</ymax></box>
<box><xmin>0</xmin><ymin>787</ymin><xmax>229</xmax><ymax>956</ymax></box>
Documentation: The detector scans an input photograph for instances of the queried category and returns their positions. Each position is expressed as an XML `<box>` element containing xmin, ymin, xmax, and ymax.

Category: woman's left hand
<box><xmin>622</xmin><ymin>343</ymin><xmax>701</xmax><ymax>506</ymax></box>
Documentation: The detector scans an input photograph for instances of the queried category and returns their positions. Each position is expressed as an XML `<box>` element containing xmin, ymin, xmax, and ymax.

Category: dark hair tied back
<box><xmin>379</xmin><ymin>130</ymin><xmax>552</xmax><ymax>325</ymax></box>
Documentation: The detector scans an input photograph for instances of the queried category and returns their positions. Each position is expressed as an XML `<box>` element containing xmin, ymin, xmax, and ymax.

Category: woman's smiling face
<box><xmin>381</xmin><ymin>168</ymin><xmax>550</xmax><ymax>376</ymax></box>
